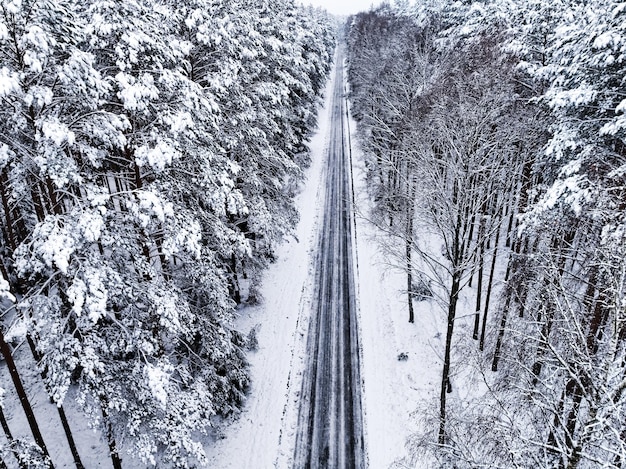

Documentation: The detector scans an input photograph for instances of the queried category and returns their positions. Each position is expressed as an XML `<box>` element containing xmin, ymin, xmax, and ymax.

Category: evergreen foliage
<box><xmin>0</xmin><ymin>0</ymin><xmax>335</xmax><ymax>465</ymax></box>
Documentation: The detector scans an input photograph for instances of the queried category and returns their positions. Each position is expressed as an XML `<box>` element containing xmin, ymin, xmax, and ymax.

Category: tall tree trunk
<box><xmin>532</xmin><ymin>234</ymin><xmax>573</xmax><ymax>382</ymax></box>
<box><xmin>230</xmin><ymin>253</ymin><xmax>241</xmax><ymax>304</ymax></box>
<box><xmin>57</xmin><ymin>405</ymin><xmax>84</xmax><ymax>469</ymax></box>
<box><xmin>0</xmin><ymin>169</ymin><xmax>17</xmax><ymax>251</ymax></box>
<box><xmin>406</xmin><ymin>236</ymin><xmax>414</xmax><ymax>323</ymax></box>
<box><xmin>566</xmin><ymin>407</ymin><xmax>598</xmax><ymax>469</ymax></box>
<box><xmin>491</xmin><ymin>293</ymin><xmax>511</xmax><ymax>371</ymax></box>
<box><xmin>30</xmin><ymin>184</ymin><xmax>46</xmax><ymax>223</ymax></box>
<box><xmin>564</xmin><ymin>380</ymin><xmax>584</xmax><ymax>460</ymax></box>
<box><xmin>153</xmin><ymin>229</ymin><xmax>171</xmax><ymax>281</ymax></box>
<box><xmin>560</xmin><ymin>267</ymin><xmax>604</xmax><ymax>463</ymax></box>
<box><xmin>584</xmin><ymin>268</ymin><xmax>605</xmax><ymax>355</ymax></box>
<box><xmin>491</xmin><ymin>240</ymin><xmax>515</xmax><ymax>371</ymax></box>
<box><xmin>100</xmin><ymin>400</ymin><xmax>122</xmax><ymax>469</ymax></box>
<box><xmin>438</xmin><ymin>272</ymin><xmax>461</xmax><ymax>445</ymax></box>
<box><xmin>532</xmin><ymin>282</ymin><xmax>556</xmax><ymax>386</ymax></box>
<box><xmin>406</xmin><ymin>175</ymin><xmax>416</xmax><ymax>323</ymax></box>
<box><xmin>547</xmin><ymin>386</ymin><xmax>566</xmax><ymax>458</ymax></box>
<box><xmin>45</xmin><ymin>177</ymin><xmax>62</xmax><ymax>216</ymax></box>
<box><xmin>0</xmin><ymin>329</ymin><xmax>52</xmax><ymax>466</ymax></box>
<box><xmin>467</xmin><ymin>212</ymin><xmax>476</xmax><ymax>288</ymax></box>
<box><xmin>479</xmin><ymin>216</ymin><xmax>502</xmax><ymax>351</ymax></box>
<box><xmin>473</xmin><ymin>217</ymin><xmax>485</xmax><ymax>340</ymax></box>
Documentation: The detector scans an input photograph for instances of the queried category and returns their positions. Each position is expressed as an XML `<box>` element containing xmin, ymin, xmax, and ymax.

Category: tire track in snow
<box><xmin>293</xmin><ymin>47</ymin><xmax>365</xmax><ymax>469</ymax></box>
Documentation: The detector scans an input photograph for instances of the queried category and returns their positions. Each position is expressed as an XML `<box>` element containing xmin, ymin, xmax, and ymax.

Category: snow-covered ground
<box><xmin>0</xmin><ymin>338</ymin><xmax>112</xmax><ymax>468</ymax></box>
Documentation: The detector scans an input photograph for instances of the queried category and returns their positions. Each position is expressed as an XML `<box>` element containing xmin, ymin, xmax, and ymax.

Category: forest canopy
<box><xmin>0</xmin><ymin>0</ymin><xmax>335</xmax><ymax>466</ymax></box>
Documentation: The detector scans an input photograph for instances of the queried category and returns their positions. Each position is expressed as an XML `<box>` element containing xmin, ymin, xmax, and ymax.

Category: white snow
<box><xmin>39</xmin><ymin>117</ymin><xmax>76</xmax><ymax>147</ymax></box>
<box><xmin>0</xmin><ymin>67</ymin><xmax>21</xmax><ymax>97</ymax></box>
<box><xmin>131</xmin><ymin>190</ymin><xmax>174</xmax><ymax>227</ymax></box>
<box><xmin>3</xmin><ymin>320</ymin><xmax>27</xmax><ymax>343</ymax></box>
<box><xmin>134</xmin><ymin>140</ymin><xmax>179</xmax><ymax>172</ymax></box>
<box><xmin>115</xmin><ymin>72</ymin><xmax>160</xmax><ymax>111</ymax></box>
<box><xmin>41</xmin><ymin>229</ymin><xmax>75</xmax><ymax>275</ymax></box>
<box><xmin>0</xmin><ymin>273</ymin><xmax>15</xmax><ymax>303</ymax></box>
<box><xmin>0</xmin><ymin>143</ymin><xmax>13</xmax><ymax>169</ymax></box>
<box><xmin>0</xmin><ymin>343</ymin><xmax>112</xmax><ymax>468</ymax></box>
<box><xmin>67</xmin><ymin>269</ymin><xmax>110</xmax><ymax>324</ymax></box>
<box><xmin>145</xmin><ymin>363</ymin><xmax>171</xmax><ymax>408</ymax></box>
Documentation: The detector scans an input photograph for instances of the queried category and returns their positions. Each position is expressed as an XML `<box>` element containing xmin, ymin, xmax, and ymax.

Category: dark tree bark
<box><xmin>473</xmin><ymin>217</ymin><xmax>485</xmax><ymax>340</ymax></box>
<box><xmin>100</xmin><ymin>400</ymin><xmax>123</xmax><ymax>469</ymax></box>
<box><xmin>438</xmin><ymin>271</ymin><xmax>461</xmax><ymax>445</ymax></box>
<box><xmin>0</xmin><ymin>169</ymin><xmax>17</xmax><ymax>252</ymax></box>
<box><xmin>491</xmin><ymin>238</ymin><xmax>516</xmax><ymax>371</ymax></box>
<box><xmin>406</xmin><ymin>175</ymin><xmax>416</xmax><ymax>323</ymax></box>
<box><xmin>479</xmin><ymin>212</ymin><xmax>502</xmax><ymax>351</ymax></box>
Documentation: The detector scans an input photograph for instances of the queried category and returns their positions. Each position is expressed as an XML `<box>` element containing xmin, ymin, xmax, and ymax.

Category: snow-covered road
<box><xmin>292</xmin><ymin>47</ymin><xmax>365</xmax><ymax>469</ymax></box>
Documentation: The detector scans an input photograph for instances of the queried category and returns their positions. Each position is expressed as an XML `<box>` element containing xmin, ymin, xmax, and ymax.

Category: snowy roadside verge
<box><xmin>346</xmin><ymin>91</ymin><xmax>444</xmax><ymax>468</ymax></box>
<box><xmin>204</xmin><ymin>55</ymin><xmax>336</xmax><ymax>469</ymax></box>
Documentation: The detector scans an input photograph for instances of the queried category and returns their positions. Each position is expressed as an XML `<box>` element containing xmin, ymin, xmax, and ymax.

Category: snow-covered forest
<box><xmin>2</xmin><ymin>0</ymin><xmax>626</xmax><ymax>467</ymax></box>
<box><xmin>0</xmin><ymin>0</ymin><xmax>334</xmax><ymax>466</ymax></box>
<box><xmin>346</xmin><ymin>0</ymin><xmax>626</xmax><ymax>467</ymax></box>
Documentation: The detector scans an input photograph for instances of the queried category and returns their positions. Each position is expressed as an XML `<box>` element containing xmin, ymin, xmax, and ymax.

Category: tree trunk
<box><xmin>491</xmin><ymin>241</ymin><xmax>515</xmax><ymax>371</ymax></box>
<box><xmin>473</xmin><ymin>217</ymin><xmax>485</xmax><ymax>340</ymax></box>
<box><xmin>406</xmin><ymin>236</ymin><xmax>414</xmax><ymax>323</ymax></box>
<box><xmin>0</xmin><ymin>169</ymin><xmax>17</xmax><ymax>251</ymax></box>
<box><xmin>406</xmin><ymin>175</ymin><xmax>416</xmax><ymax>323</ymax></box>
<box><xmin>153</xmin><ymin>230</ymin><xmax>171</xmax><ymax>281</ymax></box>
<box><xmin>0</xmin><ymin>329</ymin><xmax>52</xmax><ymax>466</ymax></box>
<box><xmin>45</xmin><ymin>177</ymin><xmax>62</xmax><ymax>216</ymax></box>
<box><xmin>230</xmin><ymin>253</ymin><xmax>241</xmax><ymax>304</ymax></box>
<box><xmin>479</xmin><ymin>217</ymin><xmax>502</xmax><ymax>351</ymax></box>
<box><xmin>566</xmin><ymin>407</ymin><xmax>597</xmax><ymax>469</ymax></box>
<box><xmin>438</xmin><ymin>272</ymin><xmax>461</xmax><ymax>445</ymax></box>
<box><xmin>532</xmin><ymin>282</ymin><xmax>556</xmax><ymax>386</ymax></box>
<box><xmin>564</xmin><ymin>381</ymin><xmax>583</xmax><ymax>460</ymax></box>
<box><xmin>467</xmin><ymin>213</ymin><xmax>476</xmax><ymax>288</ymax></box>
<box><xmin>100</xmin><ymin>400</ymin><xmax>123</xmax><ymax>469</ymax></box>
<box><xmin>491</xmin><ymin>293</ymin><xmax>510</xmax><ymax>371</ymax></box>
<box><xmin>532</xmin><ymin>235</ymin><xmax>572</xmax><ymax>383</ymax></box>
<box><xmin>57</xmin><ymin>405</ymin><xmax>85</xmax><ymax>469</ymax></box>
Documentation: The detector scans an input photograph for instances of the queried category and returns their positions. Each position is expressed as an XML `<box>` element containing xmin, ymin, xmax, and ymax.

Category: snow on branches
<box><xmin>0</xmin><ymin>0</ymin><xmax>335</xmax><ymax>466</ymax></box>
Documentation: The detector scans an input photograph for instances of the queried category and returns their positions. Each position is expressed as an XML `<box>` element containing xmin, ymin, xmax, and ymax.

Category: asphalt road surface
<box><xmin>293</xmin><ymin>48</ymin><xmax>365</xmax><ymax>469</ymax></box>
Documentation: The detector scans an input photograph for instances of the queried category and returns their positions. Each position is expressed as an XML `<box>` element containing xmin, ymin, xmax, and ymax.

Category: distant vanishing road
<box><xmin>293</xmin><ymin>48</ymin><xmax>365</xmax><ymax>469</ymax></box>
